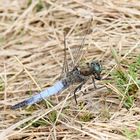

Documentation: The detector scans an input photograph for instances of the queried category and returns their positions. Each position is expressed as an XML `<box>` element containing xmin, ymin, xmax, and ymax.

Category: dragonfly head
<box><xmin>89</xmin><ymin>60</ymin><xmax>102</xmax><ymax>80</ymax></box>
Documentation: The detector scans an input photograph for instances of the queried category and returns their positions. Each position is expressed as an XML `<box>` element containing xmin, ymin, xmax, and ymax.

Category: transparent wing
<box><xmin>60</xmin><ymin>18</ymin><xmax>92</xmax><ymax>77</ymax></box>
<box><xmin>73</xmin><ymin>18</ymin><xmax>92</xmax><ymax>66</ymax></box>
<box><xmin>60</xmin><ymin>29</ymin><xmax>69</xmax><ymax>78</ymax></box>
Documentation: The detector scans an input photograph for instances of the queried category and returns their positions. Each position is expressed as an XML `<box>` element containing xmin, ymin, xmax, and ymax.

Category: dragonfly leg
<box><xmin>73</xmin><ymin>81</ymin><xmax>86</xmax><ymax>104</ymax></box>
<box><xmin>92</xmin><ymin>76</ymin><xmax>97</xmax><ymax>89</ymax></box>
<box><xmin>92</xmin><ymin>76</ymin><xmax>106</xmax><ymax>91</ymax></box>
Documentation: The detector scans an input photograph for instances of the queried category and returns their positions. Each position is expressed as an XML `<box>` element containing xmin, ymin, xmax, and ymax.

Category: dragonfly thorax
<box><xmin>62</xmin><ymin>61</ymin><xmax>102</xmax><ymax>90</ymax></box>
<box><xmin>77</xmin><ymin>60</ymin><xmax>102</xmax><ymax>80</ymax></box>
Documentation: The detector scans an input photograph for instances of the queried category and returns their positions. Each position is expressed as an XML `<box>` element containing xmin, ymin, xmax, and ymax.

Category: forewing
<box><xmin>60</xmin><ymin>18</ymin><xmax>92</xmax><ymax>78</ymax></box>
<box><xmin>73</xmin><ymin>19</ymin><xmax>93</xmax><ymax>67</ymax></box>
<box><xmin>71</xmin><ymin>19</ymin><xmax>92</xmax><ymax>67</ymax></box>
<box><xmin>60</xmin><ymin>30</ymin><xmax>69</xmax><ymax>78</ymax></box>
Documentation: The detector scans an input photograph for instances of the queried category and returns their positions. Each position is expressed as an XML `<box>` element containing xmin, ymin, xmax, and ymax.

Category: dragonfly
<box><xmin>11</xmin><ymin>19</ymin><xmax>102</xmax><ymax>110</ymax></box>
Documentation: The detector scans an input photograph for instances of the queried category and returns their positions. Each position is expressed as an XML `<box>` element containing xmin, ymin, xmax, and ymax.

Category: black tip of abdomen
<box><xmin>11</xmin><ymin>100</ymin><xmax>29</xmax><ymax>110</ymax></box>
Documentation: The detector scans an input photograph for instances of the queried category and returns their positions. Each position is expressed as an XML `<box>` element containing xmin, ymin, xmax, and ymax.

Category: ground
<box><xmin>0</xmin><ymin>0</ymin><xmax>140</xmax><ymax>140</ymax></box>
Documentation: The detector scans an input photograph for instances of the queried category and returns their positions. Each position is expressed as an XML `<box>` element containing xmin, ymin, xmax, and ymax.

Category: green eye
<box><xmin>94</xmin><ymin>64</ymin><xmax>102</xmax><ymax>72</ymax></box>
<box><xmin>95</xmin><ymin>66</ymin><xmax>99</xmax><ymax>71</ymax></box>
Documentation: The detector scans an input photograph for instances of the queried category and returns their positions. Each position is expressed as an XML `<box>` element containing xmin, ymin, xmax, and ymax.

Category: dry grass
<box><xmin>0</xmin><ymin>0</ymin><xmax>140</xmax><ymax>140</ymax></box>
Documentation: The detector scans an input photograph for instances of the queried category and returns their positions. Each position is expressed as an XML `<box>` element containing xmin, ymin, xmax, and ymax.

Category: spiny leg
<box><xmin>73</xmin><ymin>81</ymin><xmax>85</xmax><ymax>104</ymax></box>
<box><xmin>92</xmin><ymin>76</ymin><xmax>97</xmax><ymax>89</ymax></box>
<box><xmin>92</xmin><ymin>76</ymin><xmax>105</xmax><ymax>90</ymax></box>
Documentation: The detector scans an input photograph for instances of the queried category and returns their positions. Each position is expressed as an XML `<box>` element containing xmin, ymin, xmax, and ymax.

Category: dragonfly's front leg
<box><xmin>92</xmin><ymin>76</ymin><xmax>97</xmax><ymax>89</ymax></box>
<box><xmin>92</xmin><ymin>76</ymin><xmax>105</xmax><ymax>90</ymax></box>
<box><xmin>73</xmin><ymin>80</ymin><xmax>86</xmax><ymax>104</ymax></box>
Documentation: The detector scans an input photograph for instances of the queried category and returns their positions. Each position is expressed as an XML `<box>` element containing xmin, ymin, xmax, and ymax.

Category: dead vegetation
<box><xmin>0</xmin><ymin>0</ymin><xmax>140</xmax><ymax>140</ymax></box>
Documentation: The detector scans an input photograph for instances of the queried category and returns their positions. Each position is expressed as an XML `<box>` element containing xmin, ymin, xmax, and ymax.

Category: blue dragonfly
<box><xmin>11</xmin><ymin>19</ymin><xmax>102</xmax><ymax>110</ymax></box>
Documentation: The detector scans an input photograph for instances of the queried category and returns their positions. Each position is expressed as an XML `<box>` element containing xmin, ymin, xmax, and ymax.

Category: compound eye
<box><xmin>91</xmin><ymin>61</ymin><xmax>102</xmax><ymax>73</ymax></box>
<box><xmin>95</xmin><ymin>63</ymin><xmax>102</xmax><ymax>73</ymax></box>
<box><xmin>95</xmin><ymin>64</ymin><xmax>99</xmax><ymax>71</ymax></box>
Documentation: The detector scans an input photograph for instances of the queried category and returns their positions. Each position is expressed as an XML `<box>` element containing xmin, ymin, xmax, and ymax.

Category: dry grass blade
<box><xmin>0</xmin><ymin>0</ymin><xmax>140</xmax><ymax>140</ymax></box>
